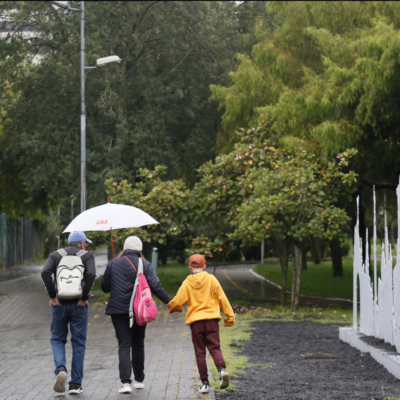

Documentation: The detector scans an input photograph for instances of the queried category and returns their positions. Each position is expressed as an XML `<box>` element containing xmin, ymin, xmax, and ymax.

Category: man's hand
<box><xmin>77</xmin><ymin>300</ymin><xmax>89</xmax><ymax>307</ymax></box>
<box><xmin>49</xmin><ymin>298</ymin><xmax>60</xmax><ymax>307</ymax></box>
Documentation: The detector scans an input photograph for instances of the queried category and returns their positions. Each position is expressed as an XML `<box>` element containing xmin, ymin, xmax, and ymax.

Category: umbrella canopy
<box><xmin>63</xmin><ymin>202</ymin><xmax>159</xmax><ymax>233</ymax></box>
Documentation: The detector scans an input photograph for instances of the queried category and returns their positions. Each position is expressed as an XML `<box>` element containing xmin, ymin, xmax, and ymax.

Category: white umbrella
<box><xmin>63</xmin><ymin>202</ymin><xmax>159</xmax><ymax>258</ymax></box>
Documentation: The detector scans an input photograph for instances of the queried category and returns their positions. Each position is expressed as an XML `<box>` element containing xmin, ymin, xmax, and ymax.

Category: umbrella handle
<box><xmin>110</xmin><ymin>227</ymin><xmax>115</xmax><ymax>259</ymax></box>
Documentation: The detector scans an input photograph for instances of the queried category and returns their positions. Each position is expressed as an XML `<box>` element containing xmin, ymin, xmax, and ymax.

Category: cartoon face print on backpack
<box><xmin>59</xmin><ymin>270</ymin><xmax>81</xmax><ymax>285</ymax></box>
<box><xmin>61</xmin><ymin>275</ymin><xmax>80</xmax><ymax>284</ymax></box>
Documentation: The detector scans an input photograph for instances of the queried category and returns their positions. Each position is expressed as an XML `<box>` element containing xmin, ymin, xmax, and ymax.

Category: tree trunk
<box><xmin>331</xmin><ymin>238</ymin><xmax>343</xmax><ymax>277</ymax></box>
<box><xmin>291</xmin><ymin>244</ymin><xmax>303</xmax><ymax>312</ymax></box>
<box><xmin>213</xmin><ymin>256</ymin><xmax>218</xmax><ymax>276</ymax></box>
<box><xmin>160</xmin><ymin>252</ymin><xmax>168</xmax><ymax>265</ymax></box>
<box><xmin>309</xmin><ymin>235</ymin><xmax>320</xmax><ymax>264</ymax></box>
<box><xmin>301</xmin><ymin>239</ymin><xmax>308</xmax><ymax>271</ymax></box>
<box><xmin>142</xmin><ymin>242</ymin><xmax>153</xmax><ymax>260</ymax></box>
<box><xmin>278</xmin><ymin>239</ymin><xmax>289</xmax><ymax>305</ymax></box>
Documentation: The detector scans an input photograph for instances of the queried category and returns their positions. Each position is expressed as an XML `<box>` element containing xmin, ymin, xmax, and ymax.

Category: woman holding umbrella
<box><xmin>101</xmin><ymin>236</ymin><xmax>172</xmax><ymax>394</ymax></box>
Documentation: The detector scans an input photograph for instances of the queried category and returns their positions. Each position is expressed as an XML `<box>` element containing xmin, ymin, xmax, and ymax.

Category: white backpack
<box><xmin>56</xmin><ymin>249</ymin><xmax>87</xmax><ymax>299</ymax></box>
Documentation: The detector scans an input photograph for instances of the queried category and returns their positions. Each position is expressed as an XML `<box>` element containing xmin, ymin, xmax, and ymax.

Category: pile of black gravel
<box><xmin>216</xmin><ymin>320</ymin><xmax>400</xmax><ymax>400</ymax></box>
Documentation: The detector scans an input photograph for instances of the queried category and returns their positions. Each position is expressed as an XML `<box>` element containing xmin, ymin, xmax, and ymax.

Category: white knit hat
<box><xmin>123</xmin><ymin>236</ymin><xmax>143</xmax><ymax>251</ymax></box>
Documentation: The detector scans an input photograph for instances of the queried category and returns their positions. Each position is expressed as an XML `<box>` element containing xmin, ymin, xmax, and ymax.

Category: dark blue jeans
<box><xmin>50</xmin><ymin>304</ymin><xmax>88</xmax><ymax>386</ymax></box>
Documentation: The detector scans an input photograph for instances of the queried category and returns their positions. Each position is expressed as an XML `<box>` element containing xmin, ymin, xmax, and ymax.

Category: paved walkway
<box><xmin>0</xmin><ymin>251</ymin><xmax>215</xmax><ymax>400</ymax></box>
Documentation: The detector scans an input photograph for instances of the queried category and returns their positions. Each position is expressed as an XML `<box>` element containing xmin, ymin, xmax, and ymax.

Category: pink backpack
<box><xmin>124</xmin><ymin>256</ymin><xmax>158</xmax><ymax>327</ymax></box>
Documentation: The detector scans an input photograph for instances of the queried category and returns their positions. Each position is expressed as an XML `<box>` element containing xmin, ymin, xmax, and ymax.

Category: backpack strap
<box><xmin>127</xmin><ymin>257</ymin><xmax>142</xmax><ymax>328</ymax></box>
<box><xmin>57</xmin><ymin>249</ymin><xmax>68</xmax><ymax>257</ymax></box>
<box><xmin>124</xmin><ymin>256</ymin><xmax>138</xmax><ymax>273</ymax></box>
<box><xmin>138</xmin><ymin>258</ymin><xmax>144</xmax><ymax>274</ymax></box>
<box><xmin>76</xmin><ymin>249</ymin><xmax>88</xmax><ymax>258</ymax></box>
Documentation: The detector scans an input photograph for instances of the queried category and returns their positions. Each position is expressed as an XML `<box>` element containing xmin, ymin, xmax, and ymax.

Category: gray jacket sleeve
<box><xmin>143</xmin><ymin>260</ymin><xmax>172</xmax><ymax>304</ymax></box>
<box><xmin>41</xmin><ymin>252</ymin><xmax>59</xmax><ymax>299</ymax></box>
<box><xmin>81</xmin><ymin>252</ymin><xmax>96</xmax><ymax>301</ymax></box>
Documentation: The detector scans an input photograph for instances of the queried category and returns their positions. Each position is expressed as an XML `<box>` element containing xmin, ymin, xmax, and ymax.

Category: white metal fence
<box><xmin>354</xmin><ymin>185</ymin><xmax>400</xmax><ymax>350</ymax></box>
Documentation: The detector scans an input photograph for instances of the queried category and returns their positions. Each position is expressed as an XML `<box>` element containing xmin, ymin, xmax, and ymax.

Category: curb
<box><xmin>340</xmin><ymin>327</ymin><xmax>400</xmax><ymax>379</ymax></box>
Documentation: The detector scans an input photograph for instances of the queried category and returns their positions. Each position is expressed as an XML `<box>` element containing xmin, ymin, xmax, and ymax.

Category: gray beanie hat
<box><xmin>123</xmin><ymin>236</ymin><xmax>143</xmax><ymax>251</ymax></box>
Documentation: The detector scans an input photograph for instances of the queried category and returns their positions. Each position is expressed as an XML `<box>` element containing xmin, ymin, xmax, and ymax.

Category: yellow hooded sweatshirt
<box><xmin>167</xmin><ymin>271</ymin><xmax>235</xmax><ymax>326</ymax></box>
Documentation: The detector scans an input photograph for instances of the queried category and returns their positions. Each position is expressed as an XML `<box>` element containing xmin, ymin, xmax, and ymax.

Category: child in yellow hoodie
<box><xmin>167</xmin><ymin>254</ymin><xmax>234</xmax><ymax>394</ymax></box>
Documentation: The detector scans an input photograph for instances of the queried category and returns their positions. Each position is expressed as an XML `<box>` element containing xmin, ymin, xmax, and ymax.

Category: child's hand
<box><xmin>167</xmin><ymin>301</ymin><xmax>182</xmax><ymax>314</ymax></box>
<box><xmin>168</xmin><ymin>306</ymin><xmax>183</xmax><ymax>314</ymax></box>
<box><xmin>224</xmin><ymin>316</ymin><xmax>235</xmax><ymax>327</ymax></box>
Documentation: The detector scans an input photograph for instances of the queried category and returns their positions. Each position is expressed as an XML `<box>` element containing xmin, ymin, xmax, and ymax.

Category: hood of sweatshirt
<box><xmin>186</xmin><ymin>271</ymin><xmax>212</xmax><ymax>290</ymax></box>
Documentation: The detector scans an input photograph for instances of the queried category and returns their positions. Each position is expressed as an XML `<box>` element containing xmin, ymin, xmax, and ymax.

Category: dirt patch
<box><xmin>216</xmin><ymin>321</ymin><xmax>399</xmax><ymax>400</ymax></box>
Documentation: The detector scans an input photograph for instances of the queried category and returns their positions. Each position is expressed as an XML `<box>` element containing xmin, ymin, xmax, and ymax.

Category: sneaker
<box><xmin>118</xmin><ymin>383</ymin><xmax>132</xmax><ymax>394</ymax></box>
<box><xmin>199</xmin><ymin>381</ymin><xmax>210</xmax><ymax>394</ymax></box>
<box><xmin>69</xmin><ymin>383</ymin><xmax>83</xmax><ymax>395</ymax></box>
<box><xmin>133</xmin><ymin>380</ymin><xmax>144</xmax><ymax>389</ymax></box>
<box><xmin>219</xmin><ymin>368</ymin><xmax>229</xmax><ymax>389</ymax></box>
<box><xmin>53</xmin><ymin>369</ymin><xmax>67</xmax><ymax>393</ymax></box>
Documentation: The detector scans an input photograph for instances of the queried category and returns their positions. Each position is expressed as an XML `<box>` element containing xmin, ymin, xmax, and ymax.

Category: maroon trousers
<box><xmin>190</xmin><ymin>319</ymin><xmax>226</xmax><ymax>382</ymax></box>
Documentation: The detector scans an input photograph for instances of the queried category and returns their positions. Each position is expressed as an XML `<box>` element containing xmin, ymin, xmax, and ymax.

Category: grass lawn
<box><xmin>254</xmin><ymin>258</ymin><xmax>388</xmax><ymax>300</ymax></box>
<box><xmin>154</xmin><ymin>264</ymin><xmax>191</xmax><ymax>297</ymax></box>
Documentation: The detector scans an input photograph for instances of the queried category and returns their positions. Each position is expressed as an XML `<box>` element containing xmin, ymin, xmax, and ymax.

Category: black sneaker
<box><xmin>199</xmin><ymin>381</ymin><xmax>210</xmax><ymax>394</ymax></box>
<box><xmin>53</xmin><ymin>368</ymin><xmax>67</xmax><ymax>393</ymax></box>
<box><xmin>219</xmin><ymin>368</ymin><xmax>229</xmax><ymax>389</ymax></box>
<box><xmin>69</xmin><ymin>383</ymin><xmax>83</xmax><ymax>395</ymax></box>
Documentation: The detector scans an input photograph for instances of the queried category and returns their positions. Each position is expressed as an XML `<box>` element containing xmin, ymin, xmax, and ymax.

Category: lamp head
<box><xmin>50</xmin><ymin>1</ymin><xmax>69</xmax><ymax>10</ymax></box>
<box><xmin>96</xmin><ymin>55</ymin><xmax>122</xmax><ymax>67</ymax></box>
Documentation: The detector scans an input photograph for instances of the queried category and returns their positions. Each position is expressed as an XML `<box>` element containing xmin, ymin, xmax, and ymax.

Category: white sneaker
<box><xmin>53</xmin><ymin>370</ymin><xmax>67</xmax><ymax>393</ymax></box>
<box><xmin>199</xmin><ymin>382</ymin><xmax>210</xmax><ymax>393</ymax></box>
<box><xmin>68</xmin><ymin>385</ymin><xmax>83</xmax><ymax>395</ymax></box>
<box><xmin>118</xmin><ymin>383</ymin><xmax>132</xmax><ymax>394</ymax></box>
<box><xmin>133</xmin><ymin>380</ymin><xmax>145</xmax><ymax>389</ymax></box>
<box><xmin>219</xmin><ymin>368</ymin><xmax>229</xmax><ymax>389</ymax></box>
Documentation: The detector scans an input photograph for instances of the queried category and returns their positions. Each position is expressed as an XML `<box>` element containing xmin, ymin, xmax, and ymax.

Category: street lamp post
<box><xmin>51</xmin><ymin>1</ymin><xmax>121</xmax><ymax>213</ymax></box>
<box><xmin>80</xmin><ymin>0</ymin><xmax>86</xmax><ymax>213</ymax></box>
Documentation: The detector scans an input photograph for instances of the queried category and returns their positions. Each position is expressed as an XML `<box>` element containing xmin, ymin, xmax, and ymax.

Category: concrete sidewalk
<box><xmin>0</xmin><ymin>251</ymin><xmax>216</xmax><ymax>400</ymax></box>
<box><xmin>0</xmin><ymin>294</ymin><xmax>215</xmax><ymax>400</ymax></box>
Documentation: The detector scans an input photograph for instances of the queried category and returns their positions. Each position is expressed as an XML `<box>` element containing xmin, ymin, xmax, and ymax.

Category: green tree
<box><xmin>189</xmin><ymin>123</ymin><xmax>357</xmax><ymax>305</ymax></box>
<box><xmin>210</xmin><ymin>1</ymin><xmax>400</xmax><ymax>172</ymax></box>
<box><xmin>0</xmin><ymin>1</ymin><xmax>245</xmax><ymax>219</ymax></box>
<box><xmin>231</xmin><ymin>146</ymin><xmax>356</xmax><ymax>309</ymax></box>
<box><xmin>210</xmin><ymin>1</ymin><xmax>400</xmax><ymax>264</ymax></box>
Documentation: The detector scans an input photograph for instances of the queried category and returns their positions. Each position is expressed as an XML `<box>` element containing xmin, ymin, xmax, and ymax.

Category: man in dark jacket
<box><xmin>41</xmin><ymin>231</ymin><xmax>96</xmax><ymax>395</ymax></box>
<box><xmin>101</xmin><ymin>235</ymin><xmax>172</xmax><ymax>394</ymax></box>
